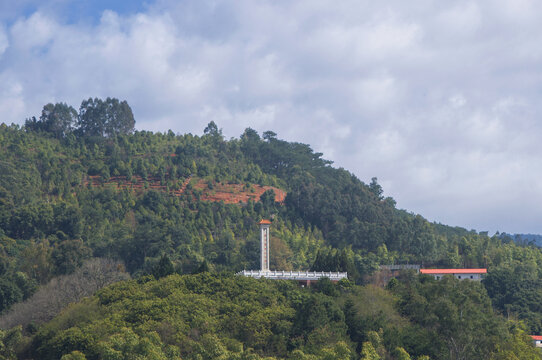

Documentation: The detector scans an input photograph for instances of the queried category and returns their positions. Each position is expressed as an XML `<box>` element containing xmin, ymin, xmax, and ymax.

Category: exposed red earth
<box><xmin>83</xmin><ymin>175</ymin><xmax>286</xmax><ymax>204</ymax></box>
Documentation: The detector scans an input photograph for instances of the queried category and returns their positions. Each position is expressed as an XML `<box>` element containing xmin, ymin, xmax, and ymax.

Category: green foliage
<box><xmin>25</xmin><ymin>98</ymin><xmax>135</xmax><ymax>139</ymax></box>
<box><xmin>490</xmin><ymin>323</ymin><xmax>542</xmax><ymax>360</ymax></box>
<box><xmin>15</xmin><ymin>273</ymin><xmax>436</xmax><ymax>359</ymax></box>
<box><xmin>311</xmin><ymin>248</ymin><xmax>359</xmax><ymax>282</ymax></box>
<box><xmin>192</xmin><ymin>260</ymin><xmax>210</xmax><ymax>274</ymax></box>
<box><xmin>23</xmin><ymin>274</ymin><xmax>296</xmax><ymax>358</ymax></box>
<box><xmin>392</xmin><ymin>274</ymin><xmax>510</xmax><ymax>359</ymax></box>
<box><xmin>0</xmin><ymin>279</ymin><xmax>23</xmax><ymax>313</ymax></box>
<box><xmin>318</xmin><ymin>341</ymin><xmax>352</xmax><ymax>360</ymax></box>
<box><xmin>25</xmin><ymin>103</ymin><xmax>78</xmax><ymax>138</ymax></box>
<box><xmin>204</xmin><ymin>121</ymin><xmax>221</xmax><ymax>138</ymax></box>
<box><xmin>6</xmin><ymin>117</ymin><xmax>504</xmax><ymax>290</ymax></box>
<box><xmin>3</xmin><ymin>270</ymin><xmax>539</xmax><ymax>360</ymax></box>
<box><xmin>61</xmin><ymin>350</ymin><xmax>87</xmax><ymax>360</ymax></box>
<box><xmin>77</xmin><ymin>97</ymin><xmax>135</xmax><ymax>137</ymax></box>
<box><xmin>0</xmin><ymin>326</ymin><xmax>22</xmax><ymax>359</ymax></box>
<box><xmin>95</xmin><ymin>328</ymin><xmax>178</xmax><ymax>360</ymax></box>
<box><xmin>152</xmin><ymin>255</ymin><xmax>175</xmax><ymax>279</ymax></box>
<box><xmin>394</xmin><ymin>347</ymin><xmax>411</xmax><ymax>360</ymax></box>
<box><xmin>482</xmin><ymin>244</ymin><xmax>542</xmax><ymax>333</ymax></box>
<box><xmin>2</xmin><ymin>111</ymin><xmax>542</xmax><ymax>359</ymax></box>
<box><xmin>52</xmin><ymin>239</ymin><xmax>91</xmax><ymax>275</ymax></box>
<box><xmin>360</xmin><ymin>342</ymin><xmax>380</xmax><ymax>360</ymax></box>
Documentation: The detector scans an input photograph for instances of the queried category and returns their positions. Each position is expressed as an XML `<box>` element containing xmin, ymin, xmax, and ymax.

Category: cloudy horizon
<box><xmin>1</xmin><ymin>0</ymin><xmax>542</xmax><ymax>234</ymax></box>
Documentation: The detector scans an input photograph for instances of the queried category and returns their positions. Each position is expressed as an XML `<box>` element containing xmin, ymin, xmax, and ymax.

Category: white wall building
<box><xmin>419</xmin><ymin>268</ymin><xmax>487</xmax><ymax>280</ymax></box>
<box><xmin>531</xmin><ymin>335</ymin><xmax>542</xmax><ymax>348</ymax></box>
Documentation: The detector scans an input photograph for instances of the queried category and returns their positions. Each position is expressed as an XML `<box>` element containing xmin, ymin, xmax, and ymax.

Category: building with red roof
<box><xmin>419</xmin><ymin>268</ymin><xmax>487</xmax><ymax>281</ymax></box>
<box><xmin>531</xmin><ymin>335</ymin><xmax>542</xmax><ymax>348</ymax></box>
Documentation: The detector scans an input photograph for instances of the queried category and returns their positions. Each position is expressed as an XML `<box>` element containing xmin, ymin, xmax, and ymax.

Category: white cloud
<box><xmin>354</xmin><ymin>73</ymin><xmax>399</xmax><ymax>112</ymax></box>
<box><xmin>2</xmin><ymin>1</ymin><xmax>542</xmax><ymax>233</ymax></box>
<box><xmin>449</xmin><ymin>94</ymin><xmax>466</xmax><ymax>108</ymax></box>
<box><xmin>436</xmin><ymin>2</ymin><xmax>482</xmax><ymax>38</ymax></box>
<box><xmin>10</xmin><ymin>12</ymin><xmax>57</xmax><ymax>50</ymax></box>
<box><xmin>0</xmin><ymin>72</ymin><xmax>25</xmax><ymax>122</ymax></box>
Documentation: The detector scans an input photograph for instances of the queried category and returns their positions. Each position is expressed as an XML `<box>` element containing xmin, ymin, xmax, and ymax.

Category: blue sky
<box><xmin>1</xmin><ymin>0</ymin><xmax>542</xmax><ymax>234</ymax></box>
<box><xmin>0</xmin><ymin>0</ymin><xmax>148</xmax><ymax>24</ymax></box>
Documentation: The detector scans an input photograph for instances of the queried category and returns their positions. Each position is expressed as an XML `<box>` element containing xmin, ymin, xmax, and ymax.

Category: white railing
<box><xmin>380</xmin><ymin>264</ymin><xmax>420</xmax><ymax>270</ymax></box>
<box><xmin>236</xmin><ymin>270</ymin><xmax>348</xmax><ymax>281</ymax></box>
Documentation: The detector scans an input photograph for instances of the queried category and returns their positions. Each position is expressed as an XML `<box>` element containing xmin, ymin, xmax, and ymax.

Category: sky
<box><xmin>1</xmin><ymin>0</ymin><xmax>542</xmax><ymax>234</ymax></box>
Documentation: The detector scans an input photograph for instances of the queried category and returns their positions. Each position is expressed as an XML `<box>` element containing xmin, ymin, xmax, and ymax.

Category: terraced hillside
<box><xmin>84</xmin><ymin>175</ymin><xmax>286</xmax><ymax>204</ymax></box>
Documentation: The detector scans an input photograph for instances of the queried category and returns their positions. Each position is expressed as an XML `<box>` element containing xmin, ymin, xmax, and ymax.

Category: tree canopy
<box><xmin>25</xmin><ymin>97</ymin><xmax>135</xmax><ymax>138</ymax></box>
<box><xmin>1</xmin><ymin>109</ymin><xmax>542</xmax><ymax>359</ymax></box>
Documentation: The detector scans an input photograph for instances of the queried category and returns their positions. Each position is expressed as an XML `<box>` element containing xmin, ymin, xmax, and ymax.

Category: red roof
<box><xmin>531</xmin><ymin>335</ymin><xmax>542</xmax><ymax>341</ymax></box>
<box><xmin>258</xmin><ymin>219</ymin><xmax>272</xmax><ymax>225</ymax></box>
<box><xmin>420</xmin><ymin>268</ymin><xmax>487</xmax><ymax>274</ymax></box>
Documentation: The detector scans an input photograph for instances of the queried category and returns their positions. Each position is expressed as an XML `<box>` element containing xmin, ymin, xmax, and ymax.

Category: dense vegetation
<box><xmin>10</xmin><ymin>273</ymin><xmax>542</xmax><ymax>360</ymax></box>
<box><xmin>0</xmin><ymin>99</ymin><xmax>541</xmax><ymax>358</ymax></box>
<box><xmin>502</xmin><ymin>233</ymin><xmax>542</xmax><ymax>247</ymax></box>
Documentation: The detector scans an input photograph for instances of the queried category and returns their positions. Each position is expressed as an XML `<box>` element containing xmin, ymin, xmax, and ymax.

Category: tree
<box><xmin>360</xmin><ymin>342</ymin><xmax>380</xmax><ymax>360</ymax></box>
<box><xmin>19</xmin><ymin>241</ymin><xmax>53</xmax><ymax>284</ymax></box>
<box><xmin>153</xmin><ymin>254</ymin><xmax>175</xmax><ymax>279</ymax></box>
<box><xmin>0</xmin><ymin>259</ymin><xmax>129</xmax><ymax>330</ymax></box>
<box><xmin>394</xmin><ymin>347</ymin><xmax>411</xmax><ymax>360</ymax></box>
<box><xmin>204</xmin><ymin>121</ymin><xmax>220</xmax><ymax>136</ymax></box>
<box><xmin>394</xmin><ymin>275</ymin><xmax>509</xmax><ymax>360</ymax></box>
<box><xmin>78</xmin><ymin>98</ymin><xmax>135</xmax><ymax>137</ymax></box>
<box><xmin>241</xmin><ymin>128</ymin><xmax>260</xmax><ymax>143</ymax></box>
<box><xmin>320</xmin><ymin>341</ymin><xmax>352</xmax><ymax>360</ymax></box>
<box><xmin>260</xmin><ymin>189</ymin><xmax>276</xmax><ymax>209</ymax></box>
<box><xmin>490</xmin><ymin>324</ymin><xmax>542</xmax><ymax>360</ymax></box>
<box><xmin>192</xmin><ymin>260</ymin><xmax>210</xmax><ymax>274</ymax></box>
<box><xmin>270</xmin><ymin>236</ymin><xmax>293</xmax><ymax>271</ymax></box>
<box><xmin>240</xmin><ymin>128</ymin><xmax>262</xmax><ymax>162</ymax></box>
<box><xmin>95</xmin><ymin>328</ymin><xmax>179</xmax><ymax>360</ymax></box>
<box><xmin>369</xmin><ymin>177</ymin><xmax>383</xmax><ymax>200</ymax></box>
<box><xmin>0</xmin><ymin>325</ymin><xmax>22</xmax><ymax>360</ymax></box>
<box><xmin>51</xmin><ymin>239</ymin><xmax>91</xmax><ymax>275</ymax></box>
<box><xmin>104</xmin><ymin>98</ymin><xmax>135</xmax><ymax>136</ymax></box>
<box><xmin>61</xmin><ymin>351</ymin><xmax>87</xmax><ymax>360</ymax></box>
<box><xmin>263</xmin><ymin>131</ymin><xmax>277</xmax><ymax>141</ymax></box>
<box><xmin>78</xmin><ymin>98</ymin><xmax>105</xmax><ymax>137</ymax></box>
<box><xmin>0</xmin><ymin>279</ymin><xmax>23</xmax><ymax>313</ymax></box>
<box><xmin>202</xmin><ymin>121</ymin><xmax>224</xmax><ymax>148</ymax></box>
<box><xmin>25</xmin><ymin>103</ymin><xmax>78</xmax><ymax>138</ymax></box>
<box><xmin>313</xmin><ymin>277</ymin><xmax>338</xmax><ymax>297</ymax></box>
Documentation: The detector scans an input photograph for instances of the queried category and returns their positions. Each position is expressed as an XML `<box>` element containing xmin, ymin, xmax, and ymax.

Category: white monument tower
<box><xmin>237</xmin><ymin>219</ymin><xmax>347</xmax><ymax>285</ymax></box>
<box><xmin>259</xmin><ymin>219</ymin><xmax>271</xmax><ymax>272</ymax></box>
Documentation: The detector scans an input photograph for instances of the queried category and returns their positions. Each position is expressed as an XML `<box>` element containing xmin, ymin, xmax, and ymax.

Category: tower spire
<box><xmin>259</xmin><ymin>219</ymin><xmax>271</xmax><ymax>272</ymax></box>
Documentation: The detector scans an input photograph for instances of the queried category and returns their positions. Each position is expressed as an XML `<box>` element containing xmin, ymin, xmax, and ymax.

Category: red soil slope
<box><xmin>193</xmin><ymin>179</ymin><xmax>286</xmax><ymax>204</ymax></box>
<box><xmin>83</xmin><ymin>175</ymin><xmax>286</xmax><ymax>204</ymax></box>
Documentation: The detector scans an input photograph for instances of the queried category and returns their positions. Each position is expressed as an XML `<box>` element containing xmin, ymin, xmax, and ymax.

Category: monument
<box><xmin>237</xmin><ymin>219</ymin><xmax>348</xmax><ymax>285</ymax></box>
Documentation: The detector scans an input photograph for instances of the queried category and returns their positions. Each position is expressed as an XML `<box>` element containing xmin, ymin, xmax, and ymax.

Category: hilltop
<box><xmin>0</xmin><ymin>99</ymin><xmax>542</xmax><ymax>359</ymax></box>
<box><xmin>500</xmin><ymin>233</ymin><xmax>542</xmax><ymax>247</ymax></box>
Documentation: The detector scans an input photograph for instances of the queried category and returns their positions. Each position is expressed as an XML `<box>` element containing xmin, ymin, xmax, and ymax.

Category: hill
<box><xmin>9</xmin><ymin>272</ymin><xmax>541</xmax><ymax>360</ymax></box>
<box><xmin>0</xmin><ymin>99</ymin><xmax>542</xmax><ymax>358</ymax></box>
<box><xmin>500</xmin><ymin>233</ymin><xmax>542</xmax><ymax>247</ymax></box>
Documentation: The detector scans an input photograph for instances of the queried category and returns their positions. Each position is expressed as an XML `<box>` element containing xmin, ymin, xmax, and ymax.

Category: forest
<box><xmin>0</xmin><ymin>99</ymin><xmax>541</xmax><ymax>359</ymax></box>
